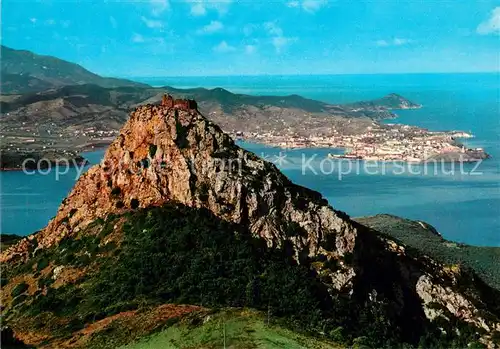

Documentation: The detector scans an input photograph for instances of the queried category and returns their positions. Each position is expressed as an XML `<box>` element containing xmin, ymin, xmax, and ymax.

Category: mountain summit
<box><xmin>4</xmin><ymin>94</ymin><xmax>357</xmax><ymax>272</ymax></box>
<box><xmin>2</xmin><ymin>97</ymin><xmax>499</xmax><ymax>348</ymax></box>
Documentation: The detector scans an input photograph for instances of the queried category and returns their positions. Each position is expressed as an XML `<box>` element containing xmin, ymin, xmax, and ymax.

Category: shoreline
<box><xmin>237</xmin><ymin>136</ymin><xmax>490</xmax><ymax>163</ymax></box>
<box><xmin>326</xmin><ymin>154</ymin><xmax>490</xmax><ymax>163</ymax></box>
<box><xmin>0</xmin><ymin>133</ymin><xmax>489</xmax><ymax>171</ymax></box>
<box><xmin>0</xmin><ymin>159</ymin><xmax>90</xmax><ymax>172</ymax></box>
<box><xmin>0</xmin><ymin>142</ymin><xmax>112</xmax><ymax>172</ymax></box>
<box><xmin>0</xmin><ymin>154</ymin><xmax>90</xmax><ymax>172</ymax></box>
<box><xmin>0</xmin><ymin>109</ymin><xmax>490</xmax><ymax>168</ymax></box>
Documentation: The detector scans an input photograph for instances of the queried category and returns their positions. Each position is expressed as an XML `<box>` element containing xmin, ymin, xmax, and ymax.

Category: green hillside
<box><xmin>120</xmin><ymin>309</ymin><xmax>341</xmax><ymax>349</ymax></box>
<box><xmin>0</xmin><ymin>45</ymin><xmax>148</xmax><ymax>94</ymax></box>
<box><xmin>355</xmin><ymin>214</ymin><xmax>500</xmax><ymax>291</ymax></box>
<box><xmin>3</xmin><ymin>204</ymin><xmax>490</xmax><ymax>348</ymax></box>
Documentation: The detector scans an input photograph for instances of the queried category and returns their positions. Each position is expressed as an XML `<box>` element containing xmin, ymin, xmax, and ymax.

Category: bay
<box><xmin>1</xmin><ymin>73</ymin><xmax>498</xmax><ymax>246</ymax></box>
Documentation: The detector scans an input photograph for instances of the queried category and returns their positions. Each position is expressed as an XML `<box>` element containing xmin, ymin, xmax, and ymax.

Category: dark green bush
<box><xmin>110</xmin><ymin>187</ymin><xmax>121</xmax><ymax>196</ymax></box>
<box><xmin>98</xmin><ymin>219</ymin><xmax>114</xmax><ymax>239</ymax></box>
<box><xmin>99</xmin><ymin>242</ymin><xmax>117</xmax><ymax>253</ymax></box>
<box><xmin>140</xmin><ymin>158</ymin><xmax>150</xmax><ymax>169</ymax></box>
<box><xmin>148</xmin><ymin>144</ymin><xmax>158</xmax><ymax>158</ymax></box>
<box><xmin>37</xmin><ymin>276</ymin><xmax>54</xmax><ymax>289</ymax></box>
<box><xmin>130</xmin><ymin>199</ymin><xmax>140</xmax><ymax>209</ymax></box>
<box><xmin>24</xmin><ymin>204</ymin><xmax>483</xmax><ymax>348</ymax></box>
<box><xmin>285</xmin><ymin>222</ymin><xmax>306</xmax><ymax>237</ymax></box>
<box><xmin>198</xmin><ymin>183</ymin><xmax>209</xmax><ymax>202</ymax></box>
<box><xmin>36</xmin><ymin>258</ymin><xmax>49</xmax><ymax>271</ymax></box>
<box><xmin>12</xmin><ymin>294</ymin><xmax>28</xmax><ymax>307</ymax></box>
<box><xmin>175</xmin><ymin>121</ymin><xmax>189</xmax><ymax>148</ymax></box>
<box><xmin>62</xmin><ymin>253</ymin><xmax>76</xmax><ymax>265</ymax></box>
<box><xmin>76</xmin><ymin>254</ymin><xmax>91</xmax><ymax>266</ymax></box>
<box><xmin>491</xmin><ymin>331</ymin><xmax>500</xmax><ymax>344</ymax></box>
<box><xmin>87</xmin><ymin>240</ymin><xmax>100</xmax><ymax>255</ymax></box>
<box><xmin>11</xmin><ymin>282</ymin><xmax>29</xmax><ymax>298</ymax></box>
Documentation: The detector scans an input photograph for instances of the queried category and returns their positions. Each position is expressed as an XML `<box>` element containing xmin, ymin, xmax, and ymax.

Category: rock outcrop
<box><xmin>3</xmin><ymin>98</ymin><xmax>357</xmax><ymax>273</ymax></box>
<box><xmin>2</xmin><ymin>97</ymin><xmax>499</xmax><ymax>347</ymax></box>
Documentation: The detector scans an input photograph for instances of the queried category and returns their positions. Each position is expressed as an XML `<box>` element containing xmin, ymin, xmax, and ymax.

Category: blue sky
<box><xmin>2</xmin><ymin>0</ymin><xmax>499</xmax><ymax>77</ymax></box>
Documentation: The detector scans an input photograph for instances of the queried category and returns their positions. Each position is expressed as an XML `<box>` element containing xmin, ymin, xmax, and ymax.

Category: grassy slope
<box><xmin>121</xmin><ymin>310</ymin><xmax>340</xmax><ymax>349</ymax></box>
<box><xmin>355</xmin><ymin>214</ymin><xmax>500</xmax><ymax>291</ymax></box>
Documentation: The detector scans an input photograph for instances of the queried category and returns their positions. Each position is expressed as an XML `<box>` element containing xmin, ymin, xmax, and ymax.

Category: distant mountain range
<box><xmin>0</xmin><ymin>83</ymin><xmax>420</xmax><ymax>159</ymax></box>
<box><xmin>0</xmin><ymin>45</ymin><xmax>148</xmax><ymax>94</ymax></box>
<box><xmin>0</xmin><ymin>45</ymin><xmax>419</xmax><ymax>121</ymax></box>
<box><xmin>0</xmin><ymin>83</ymin><xmax>411</xmax><ymax>121</ymax></box>
<box><xmin>0</xmin><ymin>46</ymin><xmax>422</xmax><ymax>170</ymax></box>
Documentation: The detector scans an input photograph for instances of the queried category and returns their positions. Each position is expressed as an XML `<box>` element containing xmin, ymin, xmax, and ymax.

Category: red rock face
<box><xmin>3</xmin><ymin>102</ymin><xmax>500</xmax><ymax>344</ymax></box>
<box><xmin>1</xmin><ymin>103</ymin><xmax>357</xmax><ymax>281</ymax></box>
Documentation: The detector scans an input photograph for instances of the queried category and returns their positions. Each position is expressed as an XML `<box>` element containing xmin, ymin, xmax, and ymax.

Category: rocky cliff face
<box><xmin>3</xmin><ymin>99</ymin><xmax>357</xmax><ymax>275</ymax></box>
<box><xmin>2</xmin><ymin>98</ymin><xmax>499</xmax><ymax>347</ymax></box>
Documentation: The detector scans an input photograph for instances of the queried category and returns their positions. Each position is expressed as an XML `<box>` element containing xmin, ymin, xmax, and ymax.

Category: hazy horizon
<box><xmin>2</xmin><ymin>0</ymin><xmax>499</xmax><ymax>77</ymax></box>
<box><xmin>126</xmin><ymin>71</ymin><xmax>500</xmax><ymax>79</ymax></box>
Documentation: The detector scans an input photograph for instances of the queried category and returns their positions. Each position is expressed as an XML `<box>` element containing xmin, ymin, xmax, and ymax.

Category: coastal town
<box><xmin>1</xmin><ymin>109</ymin><xmax>489</xmax><ymax>171</ymax></box>
<box><xmin>0</xmin><ymin>92</ymin><xmax>490</xmax><ymax>170</ymax></box>
<box><xmin>0</xmin><ymin>122</ymin><xmax>118</xmax><ymax>170</ymax></box>
<box><xmin>230</xmin><ymin>122</ymin><xmax>488</xmax><ymax>163</ymax></box>
<box><xmin>0</xmin><ymin>119</ymin><xmax>118</xmax><ymax>151</ymax></box>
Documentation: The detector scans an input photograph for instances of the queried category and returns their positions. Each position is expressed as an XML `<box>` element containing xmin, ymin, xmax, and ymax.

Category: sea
<box><xmin>1</xmin><ymin>73</ymin><xmax>499</xmax><ymax>246</ymax></box>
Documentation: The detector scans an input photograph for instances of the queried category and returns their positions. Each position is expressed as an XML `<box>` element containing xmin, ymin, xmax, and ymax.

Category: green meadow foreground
<box><xmin>120</xmin><ymin>310</ymin><xmax>340</xmax><ymax>349</ymax></box>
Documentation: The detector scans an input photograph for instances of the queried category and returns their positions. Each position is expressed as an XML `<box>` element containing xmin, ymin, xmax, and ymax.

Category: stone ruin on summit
<box><xmin>161</xmin><ymin>94</ymin><xmax>198</xmax><ymax>110</ymax></box>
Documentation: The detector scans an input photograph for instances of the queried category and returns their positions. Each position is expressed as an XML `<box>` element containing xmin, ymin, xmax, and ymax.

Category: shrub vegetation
<box><xmin>9</xmin><ymin>205</ymin><xmax>486</xmax><ymax>348</ymax></box>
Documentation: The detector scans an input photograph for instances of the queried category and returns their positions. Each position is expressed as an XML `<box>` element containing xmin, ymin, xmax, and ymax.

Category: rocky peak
<box><xmin>2</xmin><ymin>96</ymin><xmax>357</xmax><ymax>275</ymax></box>
<box><xmin>2</xmin><ymin>96</ymin><xmax>500</xmax><ymax>347</ymax></box>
